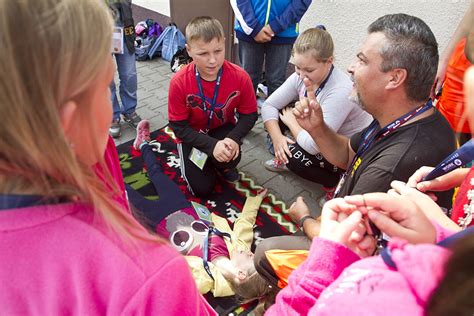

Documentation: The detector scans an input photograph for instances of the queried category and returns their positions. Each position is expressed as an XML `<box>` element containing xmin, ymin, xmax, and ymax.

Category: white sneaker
<box><xmin>264</xmin><ymin>159</ymin><xmax>288</xmax><ymax>172</ymax></box>
<box><xmin>109</xmin><ymin>119</ymin><xmax>121</xmax><ymax>138</ymax></box>
<box><xmin>257</xmin><ymin>83</ymin><xmax>268</xmax><ymax>99</ymax></box>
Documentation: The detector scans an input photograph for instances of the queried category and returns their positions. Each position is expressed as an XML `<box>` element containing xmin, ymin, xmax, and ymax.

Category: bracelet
<box><xmin>299</xmin><ymin>215</ymin><xmax>314</xmax><ymax>231</ymax></box>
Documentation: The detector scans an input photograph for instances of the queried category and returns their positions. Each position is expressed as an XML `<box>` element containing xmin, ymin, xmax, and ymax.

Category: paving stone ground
<box><xmin>113</xmin><ymin>58</ymin><xmax>325</xmax><ymax>218</ymax></box>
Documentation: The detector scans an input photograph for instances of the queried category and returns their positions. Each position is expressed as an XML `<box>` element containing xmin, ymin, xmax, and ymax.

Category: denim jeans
<box><xmin>111</xmin><ymin>44</ymin><xmax>138</xmax><ymax>121</ymax></box>
<box><xmin>238</xmin><ymin>40</ymin><xmax>292</xmax><ymax>96</ymax></box>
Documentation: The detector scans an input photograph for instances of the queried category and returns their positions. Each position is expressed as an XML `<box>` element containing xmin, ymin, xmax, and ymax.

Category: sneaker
<box><xmin>264</xmin><ymin>159</ymin><xmax>288</xmax><ymax>172</ymax></box>
<box><xmin>256</xmin><ymin>83</ymin><xmax>268</xmax><ymax>99</ymax></box>
<box><xmin>123</xmin><ymin>111</ymin><xmax>142</xmax><ymax>128</ymax></box>
<box><xmin>109</xmin><ymin>119</ymin><xmax>121</xmax><ymax>138</ymax></box>
<box><xmin>220</xmin><ymin>168</ymin><xmax>240</xmax><ymax>183</ymax></box>
<box><xmin>318</xmin><ymin>186</ymin><xmax>336</xmax><ymax>208</ymax></box>
<box><xmin>133</xmin><ymin>120</ymin><xmax>151</xmax><ymax>150</ymax></box>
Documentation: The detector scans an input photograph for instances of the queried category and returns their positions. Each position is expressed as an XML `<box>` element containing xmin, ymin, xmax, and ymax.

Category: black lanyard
<box><xmin>202</xmin><ymin>226</ymin><xmax>231</xmax><ymax>280</ymax></box>
<box><xmin>304</xmin><ymin>65</ymin><xmax>334</xmax><ymax>98</ymax></box>
<box><xmin>334</xmin><ymin>100</ymin><xmax>434</xmax><ymax>196</ymax></box>
<box><xmin>195</xmin><ymin>65</ymin><xmax>223</xmax><ymax>132</ymax></box>
<box><xmin>0</xmin><ymin>194</ymin><xmax>53</xmax><ymax>210</ymax></box>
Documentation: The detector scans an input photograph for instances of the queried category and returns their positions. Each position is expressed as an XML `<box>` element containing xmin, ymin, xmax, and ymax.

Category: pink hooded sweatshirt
<box><xmin>267</xmin><ymin>225</ymin><xmax>453</xmax><ymax>315</ymax></box>
<box><xmin>0</xmin><ymin>138</ymin><xmax>216</xmax><ymax>315</ymax></box>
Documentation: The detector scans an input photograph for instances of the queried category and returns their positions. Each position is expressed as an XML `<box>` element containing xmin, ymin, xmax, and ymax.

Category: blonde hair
<box><xmin>0</xmin><ymin>0</ymin><xmax>156</xmax><ymax>241</ymax></box>
<box><xmin>228</xmin><ymin>271</ymin><xmax>278</xmax><ymax>309</ymax></box>
<box><xmin>293</xmin><ymin>28</ymin><xmax>334</xmax><ymax>62</ymax></box>
<box><xmin>185</xmin><ymin>16</ymin><xmax>225</xmax><ymax>44</ymax></box>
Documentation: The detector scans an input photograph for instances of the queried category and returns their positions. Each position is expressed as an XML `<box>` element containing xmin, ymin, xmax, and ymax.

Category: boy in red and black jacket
<box><xmin>168</xmin><ymin>16</ymin><xmax>258</xmax><ymax>197</ymax></box>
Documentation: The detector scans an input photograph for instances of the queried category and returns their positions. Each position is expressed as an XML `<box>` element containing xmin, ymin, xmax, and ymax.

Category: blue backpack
<box><xmin>148</xmin><ymin>23</ymin><xmax>186</xmax><ymax>61</ymax></box>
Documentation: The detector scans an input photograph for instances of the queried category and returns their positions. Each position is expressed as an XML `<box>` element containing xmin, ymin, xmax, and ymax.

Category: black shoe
<box><xmin>123</xmin><ymin>111</ymin><xmax>142</xmax><ymax>128</ymax></box>
<box><xmin>220</xmin><ymin>168</ymin><xmax>240</xmax><ymax>183</ymax></box>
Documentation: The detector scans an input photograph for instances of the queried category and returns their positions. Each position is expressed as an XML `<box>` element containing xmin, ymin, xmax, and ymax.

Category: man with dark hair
<box><xmin>254</xmin><ymin>14</ymin><xmax>456</xmax><ymax>287</ymax></box>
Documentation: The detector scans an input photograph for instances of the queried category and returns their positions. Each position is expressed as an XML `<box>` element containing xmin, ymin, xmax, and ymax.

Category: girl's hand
<box><xmin>389</xmin><ymin>181</ymin><xmax>461</xmax><ymax>232</ymax></box>
<box><xmin>344</xmin><ymin>192</ymin><xmax>437</xmax><ymax>244</ymax></box>
<box><xmin>256</xmin><ymin>188</ymin><xmax>268</xmax><ymax>198</ymax></box>
<box><xmin>407</xmin><ymin>166</ymin><xmax>468</xmax><ymax>194</ymax></box>
<box><xmin>273</xmin><ymin>134</ymin><xmax>295</xmax><ymax>164</ymax></box>
<box><xmin>279</xmin><ymin>107</ymin><xmax>298</xmax><ymax>128</ymax></box>
<box><xmin>319</xmin><ymin>198</ymin><xmax>375</xmax><ymax>258</ymax></box>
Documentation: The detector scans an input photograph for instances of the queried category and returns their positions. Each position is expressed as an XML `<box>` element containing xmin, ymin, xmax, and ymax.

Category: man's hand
<box><xmin>213</xmin><ymin>140</ymin><xmax>233</xmax><ymax>162</ymax></box>
<box><xmin>288</xmin><ymin>196</ymin><xmax>310</xmax><ymax>224</ymax></box>
<box><xmin>293</xmin><ymin>78</ymin><xmax>325</xmax><ymax>134</ymax></box>
<box><xmin>222</xmin><ymin>137</ymin><xmax>240</xmax><ymax>160</ymax></box>
<box><xmin>344</xmin><ymin>192</ymin><xmax>437</xmax><ymax>244</ymax></box>
<box><xmin>319</xmin><ymin>198</ymin><xmax>375</xmax><ymax>258</ymax></box>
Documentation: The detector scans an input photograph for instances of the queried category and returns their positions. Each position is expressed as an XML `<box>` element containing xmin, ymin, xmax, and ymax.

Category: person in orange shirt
<box><xmin>434</xmin><ymin>3</ymin><xmax>473</xmax><ymax>145</ymax></box>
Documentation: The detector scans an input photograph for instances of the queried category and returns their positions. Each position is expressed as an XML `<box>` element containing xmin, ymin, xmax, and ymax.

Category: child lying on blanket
<box><xmin>127</xmin><ymin>120</ymin><xmax>276</xmax><ymax>301</ymax></box>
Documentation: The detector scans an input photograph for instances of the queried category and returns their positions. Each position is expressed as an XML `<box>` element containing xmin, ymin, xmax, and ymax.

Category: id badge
<box><xmin>191</xmin><ymin>201</ymin><xmax>212</xmax><ymax>223</ymax></box>
<box><xmin>189</xmin><ymin>147</ymin><xmax>208</xmax><ymax>170</ymax></box>
<box><xmin>112</xmin><ymin>26</ymin><xmax>124</xmax><ymax>54</ymax></box>
<box><xmin>333</xmin><ymin>174</ymin><xmax>346</xmax><ymax>197</ymax></box>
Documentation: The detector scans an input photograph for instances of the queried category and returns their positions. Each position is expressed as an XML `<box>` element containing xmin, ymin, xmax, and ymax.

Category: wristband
<box><xmin>299</xmin><ymin>215</ymin><xmax>314</xmax><ymax>231</ymax></box>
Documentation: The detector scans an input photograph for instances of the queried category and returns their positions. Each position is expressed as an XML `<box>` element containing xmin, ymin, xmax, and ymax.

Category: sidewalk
<box><xmin>113</xmin><ymin>58</ymin><xmax>325</xmax><ymax>218</ymax></box>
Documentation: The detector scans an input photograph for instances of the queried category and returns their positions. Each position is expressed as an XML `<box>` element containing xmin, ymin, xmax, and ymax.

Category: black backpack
<box><xmin>170</xmin><ymin>47</ymin><xmax>193</xmax><ymax>72</ymax></box>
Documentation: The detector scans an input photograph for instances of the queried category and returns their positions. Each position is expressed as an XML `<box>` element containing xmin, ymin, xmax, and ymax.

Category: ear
<box><xmin>237</xmin><ymin>270</ymin><xmax>247</xmax><ymax>281</ymax></box>
<box><xmin>185</xmin><ymin>43</ymin><xmax>192</xmax><ymax>55</ymax></box>
<box><xmin>59</xmin><ymin>100</ymin><xmax>78</xmax><ymax>140</ymax></box>
<box><xmin>327</xmin><ymin>56</ymin><xmax>334</xmax><ymax>64</ymax></box>
<box><xmin>386</xmin><ymin>68</ymin><xmax>407</xmax><ymax>90</ymax></box>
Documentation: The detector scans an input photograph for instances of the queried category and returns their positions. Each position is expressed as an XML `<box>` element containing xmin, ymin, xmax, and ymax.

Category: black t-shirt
<box><xmin>337</xmin><ymin>109</ymin><xmax>456</xmax><ymax>209</ymax></box>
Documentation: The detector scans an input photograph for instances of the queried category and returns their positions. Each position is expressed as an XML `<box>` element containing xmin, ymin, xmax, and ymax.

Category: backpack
<box><xmin>135</xmin><ymin>36</ymin><xmax>157</xmax><ymax>61</ymax></box>
<box><xmin>170</xmin><ymin>47</ymin><xmax>192</xmax><ymax>72</ymax></box>
<box><xmin>148</xmin><ymin>23</ymin><xmax>186</xmax><ymax>61</ymax></box>
<box><xmin>134</xmin><ymin>19</ymin><xmax>163</xmax><ymax>61</ymax></box>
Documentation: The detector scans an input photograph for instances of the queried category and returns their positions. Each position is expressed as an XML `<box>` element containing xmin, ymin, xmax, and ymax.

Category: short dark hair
<box><xmin>368</xmin><ymin>14</ymin><xmax>438</xmax><ymax>102</ymax></box>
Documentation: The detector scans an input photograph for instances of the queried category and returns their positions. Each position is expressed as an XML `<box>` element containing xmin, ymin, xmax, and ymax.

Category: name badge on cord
<box><xmin>191</xmin><ymin>201</ymin><xmax>212</xmax><ymax>223</ymax></box>
<box><xmin>112</xmin><ymin>26</ymin><xmax>124</xmax><ymax>54</ymax></box>
<box><xmin>189</xmin><ymin>147</ymin><xmax>208</xmax><ymax>170</ymax></box>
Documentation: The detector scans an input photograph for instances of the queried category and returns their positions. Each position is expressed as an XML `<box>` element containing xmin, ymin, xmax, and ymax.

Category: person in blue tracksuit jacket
<box><xmin>231</xmin><ymin>0</ymin><xmax>312</xmax><ymax>96</ymax></box>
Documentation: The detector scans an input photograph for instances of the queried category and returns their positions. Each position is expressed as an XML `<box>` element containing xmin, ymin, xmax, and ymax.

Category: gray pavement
<box><xmin>113</xmin><ymin>58</ymin><xmax>325</xmax><ymax>218</ymax></box>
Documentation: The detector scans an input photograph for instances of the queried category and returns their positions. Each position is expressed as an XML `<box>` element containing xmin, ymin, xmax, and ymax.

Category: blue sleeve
<box><xmin>231</xmin><ymin>0</ymin><xmax>264</xmax><ymax>37</ymax></box>
<box><xmin>268</xmin><ymin>0</ymin><xmax>312</xmax><ymax>35</ymax></box>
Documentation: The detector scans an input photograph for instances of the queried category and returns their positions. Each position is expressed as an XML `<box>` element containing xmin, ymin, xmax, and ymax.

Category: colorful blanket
<box><xmin>116</xmin><ymin>126</ymin><xmax>296</xmax><ymax>314</ymax></box>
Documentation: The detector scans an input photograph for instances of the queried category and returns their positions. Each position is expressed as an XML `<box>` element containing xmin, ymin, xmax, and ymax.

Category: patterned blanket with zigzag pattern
<box><xmin>116</xmin><ymin>126</ymin><xmax>294</xmax><ymax>315</ymax></box>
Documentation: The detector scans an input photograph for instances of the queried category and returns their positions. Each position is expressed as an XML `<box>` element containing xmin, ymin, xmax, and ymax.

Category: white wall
<box><xmin>299</xmin><ymin>0</ymin><xmax>470</xmax><ymax>70</ymax></box>
<box><xmin>133</xmin><ymin>0</ymin><xmax>170</xmax><ymax>16</ymax></box>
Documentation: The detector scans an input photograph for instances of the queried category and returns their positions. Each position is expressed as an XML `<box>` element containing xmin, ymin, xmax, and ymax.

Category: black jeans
<box><xmin>286</xmin><ymin>143</ymin><xmax>342</xmax><ymax>188</ymax></box>
<box><xmin>126</xmin><ymin>143</ymin><xmax>190</xmax><ymax>230</ymax></box>
<box><xmin>178</xmin><ymin>124</ymin><xmax>241</xmax><ymax>197</ymax></box>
